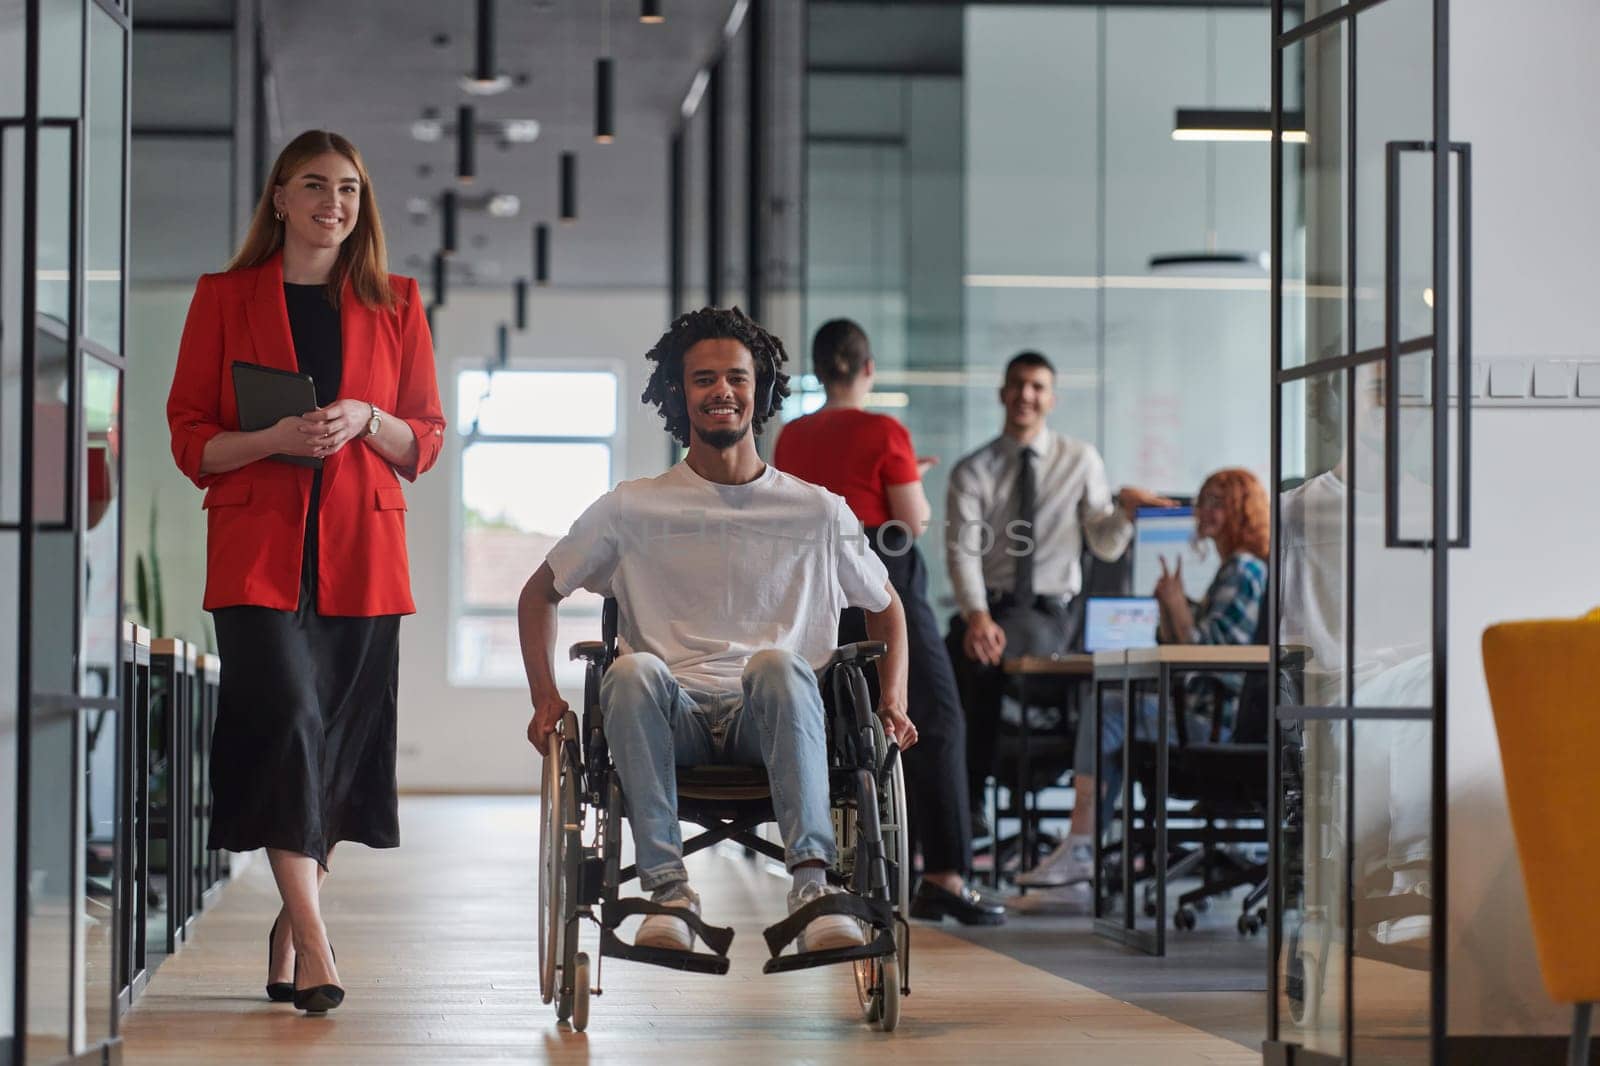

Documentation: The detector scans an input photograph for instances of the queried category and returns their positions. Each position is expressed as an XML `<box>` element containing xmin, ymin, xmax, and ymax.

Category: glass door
<box><xmin>1269</xmin><ymin>0</ymin><xmax>1466</xmax><ymax>1063</ymax></box>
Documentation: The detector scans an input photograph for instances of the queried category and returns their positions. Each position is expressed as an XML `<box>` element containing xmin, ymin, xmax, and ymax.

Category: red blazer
<box><xmin>166</xmin><ymin>254</ymin><xmax>446</xmax><ymax>616</ymax></box>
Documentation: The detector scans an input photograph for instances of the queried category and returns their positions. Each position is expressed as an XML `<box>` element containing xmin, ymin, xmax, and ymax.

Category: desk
<box><xmin>1091</xmin><ymin>644</ymin><xmax>1269</xmax><ymax>956</ymax></box>
<box><xmin>987</xmin><ymin>655</ymin><xmax>1094</xmax><ymax>888</ymax></box>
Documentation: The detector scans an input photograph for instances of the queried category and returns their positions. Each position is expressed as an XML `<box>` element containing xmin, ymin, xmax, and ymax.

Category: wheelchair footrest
<box><xmin>761</xmin><ymin>930</ymin><xmax>896</xmax><ymax>975</ymax></box>
<box><xmin>598</xmin><ymin>895</ymin><xmax>737</xmax><ymax>975</ymax></box>
<box><xmin>600</xmin><ymin>928</ymin><xmax>732</xmax><ymax>975</ymax></box>
<box><xmin>760</xmin><ymin>891</ymin><xmax>895</xmax><ymax>974</ymax></box>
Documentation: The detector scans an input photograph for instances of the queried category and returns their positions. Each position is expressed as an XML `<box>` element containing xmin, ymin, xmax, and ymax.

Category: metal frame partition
<box><xmin>1266</xmin><ymin>0</ymin><xmax>1463</xmax><ymax>1063</ymax></box>
<box><xmin>115</xmin><ymin>624</ymin><xmax>151</xmax><ymax>1016</ymax></box>
<box><xmin>6</xmin><ymin>1</ymin><xmax>134</xmax><ymax>1063</ymax></box>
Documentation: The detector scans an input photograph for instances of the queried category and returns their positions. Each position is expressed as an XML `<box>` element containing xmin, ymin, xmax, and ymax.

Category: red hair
<box><xmin>1199</xmin><ymin>468</ymin><xmax>1269</xmax><ymax>560</ymax></box>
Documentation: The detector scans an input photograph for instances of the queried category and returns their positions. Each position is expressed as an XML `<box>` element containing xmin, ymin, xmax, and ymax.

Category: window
<box><xmin>452</xmin><ymin>368</ymin><xmax>621</xmax><ymax>687</ymax></box>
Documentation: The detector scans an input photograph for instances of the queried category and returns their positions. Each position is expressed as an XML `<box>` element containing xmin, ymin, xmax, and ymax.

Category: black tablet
<box><xmin>230</xmin><ymin>362</ymin><xmax>322</xmax><ymax>469</ymax></box>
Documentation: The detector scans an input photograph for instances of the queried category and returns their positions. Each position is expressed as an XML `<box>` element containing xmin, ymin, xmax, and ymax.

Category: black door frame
<box><xmin>1266</xmin><ymin>0</ymin><xmax>1459</xmax><ymax>1063</ymax></box>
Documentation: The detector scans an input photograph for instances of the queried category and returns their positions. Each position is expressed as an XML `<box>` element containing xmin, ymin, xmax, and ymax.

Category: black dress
<box><xmin>208</xmin><ymin>282</ymin><xmax>401</xmax><ymax>866</ymax></box>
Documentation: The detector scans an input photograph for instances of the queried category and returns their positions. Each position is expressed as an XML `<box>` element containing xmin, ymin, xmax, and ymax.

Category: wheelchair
<box><xmin>538</xmin><ymin>599</ymin><xmax>912</xmax><ymax>1032</ymax></box>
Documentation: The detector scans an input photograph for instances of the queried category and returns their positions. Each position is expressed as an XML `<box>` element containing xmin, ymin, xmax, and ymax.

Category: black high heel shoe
<box><xmin>266</xmin><ymin>917</ymin><xmax>294</xmax><ymax>1002</ymax></box>
<box><xmin>293</xmin><ymin>941</ymin><xmax>343</xmax><ymax>1014</ymax></box>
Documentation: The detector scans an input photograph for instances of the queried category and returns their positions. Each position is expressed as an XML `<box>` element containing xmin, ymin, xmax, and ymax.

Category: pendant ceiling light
<box><xmin>458</xmin><ymin>105</ymin><xmax>477</xmax><ymax>183</ymax></box>
<box><xmin>535</xmin><ymin>222</ymin><xmax>550</xmax><ymax>285</ymax></box>
<box><xmin>433</xmin><ymin>251</ymin><xmax>448</xmax><ymax>306</ymax></box>
<box><xmin>462</xmin><ymin>0</ymin><xmax>511</xmax><ymax>95</ymax></box>
<box><xmin>595</xmin><ymin>58</ymin><xmax>615</xmax><ymax>144</ymax></box>
<box><xmin>441</xmin><ymin>191</ymin><xmax>458</xmax><ymax>256</ymax></box>
<box><xmin>641</xmin><ymin>0</ymin><xmax>663</xmax><ymax>24</ymax></box>
<box><xmin>595</xmin><ymin>2</ymin><xmax>615</xmax><ymax>144</ymax></box>
<box><xmin>496</xmin><ymin>322</ymin><xmax>509</xmax><ymax>368</ymax></box>
<box><xmin>1172</xmin><ymin>108</ymin><xmax>1307</xmax><ymax>144</ymax></box>
<box><xmin>559</xmin><ymin>151</ymin><xmax>577</xmax><ymax>223</ymax></box>
<box><xmin>514</xmin><ymin>278</ymin><xmax>529</xmax><ymax>330</ymax></box>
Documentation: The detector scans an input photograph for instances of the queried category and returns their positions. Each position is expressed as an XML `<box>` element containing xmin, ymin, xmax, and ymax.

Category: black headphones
<box><xmin>664</xmin><ymin>355</ymin><xmax>780</xmax><ymax>422</ymax></box>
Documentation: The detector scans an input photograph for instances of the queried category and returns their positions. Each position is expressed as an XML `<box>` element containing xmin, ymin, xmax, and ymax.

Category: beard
<box><xmin>693</xmin><ymin>421</ymin><xmax>750</xmax><ymax>449</ymax></box>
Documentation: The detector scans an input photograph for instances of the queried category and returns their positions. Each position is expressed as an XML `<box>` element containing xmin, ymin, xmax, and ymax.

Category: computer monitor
<box><xmin>1131</xmin><ymin>506</ymin><xmax>1220</xmax><ymax>601</ymax></box>
<box><xmin>1083</xmin><ymin>596</ymin><xmax>1161</xmax><ymax>652</ymax></box>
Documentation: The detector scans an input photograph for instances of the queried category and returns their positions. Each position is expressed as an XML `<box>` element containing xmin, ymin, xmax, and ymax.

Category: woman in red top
<box><xmin>166</xmin><ymin>130</ymin><xmax>445</xmax><ymax>1013</ymax></box>
<box><xmin>774</xmin><ymin>319</ymin><xmax>1004</xmax><ymax>925</ymax></box>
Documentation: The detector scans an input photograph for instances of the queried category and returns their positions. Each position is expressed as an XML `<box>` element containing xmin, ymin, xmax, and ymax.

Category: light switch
<box><xmin>1488</xmin><ymin>360</ymin><xmax>1529</xmax><ymax>398</ymax></box>
<box><xmin>1578</xmin><ymin>363</ymin><xmax>1600</xmax><ymax>398</ymax></box>
<box><xmin>1469</xmin><ymin>361</ymin><xmax>1487</xmax><ymax>397</ymax></box>
<box><xmin>1532</xmin><ymin>361</ymin><xmax>1573</xmax><ymax>399</ymax></box>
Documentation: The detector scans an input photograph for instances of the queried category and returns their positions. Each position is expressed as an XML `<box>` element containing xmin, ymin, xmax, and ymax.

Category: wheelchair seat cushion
<box><xmin>676</xmin><ymin>764</ymin><xmax>771</xmax><ymax>800</ymax></box>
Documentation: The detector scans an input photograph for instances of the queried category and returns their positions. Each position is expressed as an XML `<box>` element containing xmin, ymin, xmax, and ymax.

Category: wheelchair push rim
<box><xmin>538</xmin><ymin>731</ymin><xmax>567</xmax><ymax>1005</ymax></box>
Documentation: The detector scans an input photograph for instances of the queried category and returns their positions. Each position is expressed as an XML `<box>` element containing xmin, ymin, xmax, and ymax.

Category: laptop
<box><xmin>1083</xmin><ymin>596</ymin><xmax>1161</xmax><ymax>653</ymax></box>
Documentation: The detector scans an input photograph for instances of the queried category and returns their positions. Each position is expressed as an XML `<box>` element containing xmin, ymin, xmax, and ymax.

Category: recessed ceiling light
<box><xmin>406</xmin><ymin>196</ymin><xmax>432</xmax><ymax>216</ymax></box>
<box><xmin>500</xmin><ymin>119</ymin><xmax>540</xmax><ymax>143</ymax></box>
<box><xmin>461</xmin><ymin>74</ymin><xmax>513</xmax><ymax>96</ymax></box>
<box><xmin>411</xmin><ymin>119</ymin><xmax>443</xmax><ymax>143</ymax></box>
<box><xmin>487</xmin><ymin>194</ymin><xmax>521</xmax><ymax>218</ymax></box>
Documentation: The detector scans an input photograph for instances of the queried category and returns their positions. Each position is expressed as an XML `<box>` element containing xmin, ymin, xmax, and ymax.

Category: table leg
<box><xmin>1156</xmin><ymin>663</ymin><xmax>1170</xmax><ymax>957</ymax></box>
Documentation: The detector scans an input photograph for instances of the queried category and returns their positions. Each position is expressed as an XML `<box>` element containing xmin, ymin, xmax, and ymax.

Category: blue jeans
<box><xmin>599</xmin><ymin>650</ymin><xmax>837</xmax><ymax>890</ymax></box>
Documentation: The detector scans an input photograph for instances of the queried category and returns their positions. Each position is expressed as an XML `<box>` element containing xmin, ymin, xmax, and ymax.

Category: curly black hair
<box><xmin>640</xmin><ymin>306</ymin><xmax>792</xmax><ymax>446</ymax></box>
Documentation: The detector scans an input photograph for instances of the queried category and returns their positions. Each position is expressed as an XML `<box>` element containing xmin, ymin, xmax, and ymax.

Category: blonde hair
<box><xmin>228</xmin><ymin>129</ymin><xmax>394</xmax><ymax>311</ymax></box>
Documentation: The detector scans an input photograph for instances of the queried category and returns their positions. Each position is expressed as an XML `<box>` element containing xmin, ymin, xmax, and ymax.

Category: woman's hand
<box><xmin>1154</xmin><ymin>555</ymin><xmax>1186</xmax><ymax>607</ymax></box>
<box><xmin>917</xmin><ymin>455</ymin><xmax>940</xmax><ymax>476</ymax></box>
<box><xmin>300</xmin><ymin>399</ymin><xmax>373</xmax><ymax>456</ymax></box>
<box><xmin>263</xmin><ymin>414</ymin><xmax>336</xmax><ymax>460</ymax></box>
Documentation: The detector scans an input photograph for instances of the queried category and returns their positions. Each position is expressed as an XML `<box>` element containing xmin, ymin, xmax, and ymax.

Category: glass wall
<box><xmin>4</xmin><ymin>0</ymin><xmax>132</xmax><ymax>1061</ymax></box>
<box><xmin>802</xmin><ymin>2</ymin><xmax>1272</xmax><ymax>616</ymax></box>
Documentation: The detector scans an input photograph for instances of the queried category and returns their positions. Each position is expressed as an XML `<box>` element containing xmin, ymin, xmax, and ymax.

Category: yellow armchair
<box><xmin>1482</xmin><ymin>611</ymin><xmax>1600</xmax><ymax>1064</ymax></box>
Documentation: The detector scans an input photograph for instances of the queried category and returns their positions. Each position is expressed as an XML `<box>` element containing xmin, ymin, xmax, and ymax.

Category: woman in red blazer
<box><xmin>167</xmin><ymin>129</ymin><xmax>444</xmax><ymax>1014</ymax></box>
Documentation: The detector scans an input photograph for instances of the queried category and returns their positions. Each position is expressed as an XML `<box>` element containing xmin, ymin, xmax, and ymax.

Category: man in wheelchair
<box><xmin>519</xmin><ymin>307</ymin><xmax>916</xmax><ymax>961</ymax></box>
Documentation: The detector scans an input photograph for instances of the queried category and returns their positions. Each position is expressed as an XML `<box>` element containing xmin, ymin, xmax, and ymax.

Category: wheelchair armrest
<box><xmin>822</xmin><ymin>641</ymin><xmax>887</xmax><ymax>671</ymax></box>
<box><xmin>569</xmin><ymin>640</ymin><xmax>607</xmax><ymax>663</ymax></box>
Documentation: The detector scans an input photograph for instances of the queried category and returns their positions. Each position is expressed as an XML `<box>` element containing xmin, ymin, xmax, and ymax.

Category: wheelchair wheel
<box><xmin>538</xmin><ymin>734</ymin><xmax>566</xmax><ymax>1005</ymax></box>
<box><xmin>570</xmin><ymin>952</ymin><xmax>591</xmax><ymax>1032</ymax></box>
<box><xmin>878</xmin><ymin>957</ymin><xmax>901</xmax><ymax>1033</ymax></box>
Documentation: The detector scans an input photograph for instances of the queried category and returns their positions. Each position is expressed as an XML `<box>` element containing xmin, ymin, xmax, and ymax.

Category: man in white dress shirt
<box><xmin>944</xmin><ymin>351</ymin><xmax>1167</xmax><ymax>896</ymax></box>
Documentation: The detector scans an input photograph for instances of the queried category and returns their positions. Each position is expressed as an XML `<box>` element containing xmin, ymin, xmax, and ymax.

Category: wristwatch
<box><xmin>365</xmin><ymin>403</ymin><xmax>382</xmax><ymax>438</ymax></box>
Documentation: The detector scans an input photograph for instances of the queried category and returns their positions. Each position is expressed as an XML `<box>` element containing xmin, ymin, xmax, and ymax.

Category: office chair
<box><xmin>1137</xmin><ymin>581</ymin><xmax>1274</xmax><ymax>934</ymax></box>
<box><xmin>1482</xmin><ymin>610</ymin><xmax>1600</xmax><ymax>1066</ymax></box>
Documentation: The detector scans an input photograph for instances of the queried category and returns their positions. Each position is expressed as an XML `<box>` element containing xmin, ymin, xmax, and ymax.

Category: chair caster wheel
<box><xmin>571</xmin><ymin>952</ymin><xmax>590</xmax><ymax>1032</ymax></box>
<box><xmin>1175</xmin><ymin>906</ymin><xmax>1197</xmax><ymax>931</ymax></box>
<box><xmin>1239</xmin><ymin>913</ymin><xmax>1263</xmax><ymax>936</ymax></box>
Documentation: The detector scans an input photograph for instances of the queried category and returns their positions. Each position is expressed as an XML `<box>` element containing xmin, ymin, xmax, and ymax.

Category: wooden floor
<box><xmin>120</xmin><ymin>796</ymin><xmax>1259</xmax><ymax>1065</ymax></box>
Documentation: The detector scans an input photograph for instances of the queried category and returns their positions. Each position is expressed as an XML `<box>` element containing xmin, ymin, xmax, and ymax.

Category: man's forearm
<box><xmin>864</xmin><ymin>590</ymin><xmax>909</xmax><ymax>699</ymax></box>
<box><xmin>517</xmin><ymin>580</ymin><xmax>562</xmax><ymax>701</ymax></box>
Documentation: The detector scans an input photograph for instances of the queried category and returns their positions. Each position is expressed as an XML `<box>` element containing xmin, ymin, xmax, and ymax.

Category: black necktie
<box><xmin>1013</xmin><ymin>446</ymin><xmax>1036</xmax><ymax>602</ymax></box>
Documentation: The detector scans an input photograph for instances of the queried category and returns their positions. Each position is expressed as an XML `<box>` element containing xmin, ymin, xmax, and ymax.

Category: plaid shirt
<box><xmin>1182</xmin><ymin>552</ymin><xmax>1267</xmax><ymax>736</ymax></box>
<box><xmin>1189</xmin><ymin>553</ymin><xmax>1267</xmax><ymax>646</ymax></box>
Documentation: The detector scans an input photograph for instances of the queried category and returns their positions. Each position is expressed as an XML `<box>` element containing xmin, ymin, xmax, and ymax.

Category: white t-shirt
<box><xmin>545</xmin><ymin>461</ymin><xmax>892</xmax><ymax>695</ymax></box>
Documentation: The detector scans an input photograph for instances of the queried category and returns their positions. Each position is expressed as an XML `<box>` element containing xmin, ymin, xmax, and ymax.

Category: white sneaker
<box><xmin>788</xmin><ymin>880</ymin><xmax>867</xmax><ymax>953</ymax></box>
<box><xmin>635</xmin><ymin>883</ymin><xmax>701</xmax><ymax>952</ymax></box>
<box><xmin>1010</xmin><ymin>881</ymin><xmax>1093</xmax><ymax>915</ymax></box>
<box><xmin>1015</xmin><ymin>835</ymin><xmax>1095</xmax><ymax>888</ymax></box>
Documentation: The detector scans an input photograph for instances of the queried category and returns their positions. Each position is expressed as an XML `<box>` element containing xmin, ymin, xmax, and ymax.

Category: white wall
<box><xmin>398</xmin><ymin>288</ymin><xmax>670</xmax><ymax>792</ymax></box>
<box><xmin>1445</xmin><ymin>0</ymin><xmax>1600</xmax><ymax>1035</ymax></box>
